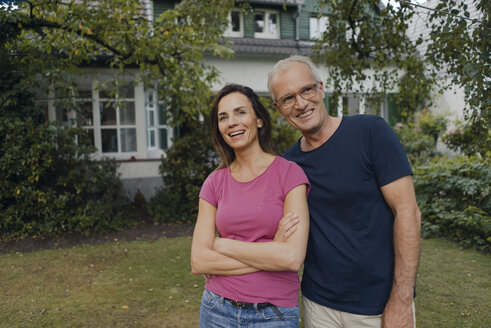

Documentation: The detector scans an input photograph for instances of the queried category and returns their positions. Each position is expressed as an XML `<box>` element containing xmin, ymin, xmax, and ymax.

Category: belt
<box><xmin>224</xmin><ymin>298</ymin><xmax>285</xmax><ymax>320</ymax></box>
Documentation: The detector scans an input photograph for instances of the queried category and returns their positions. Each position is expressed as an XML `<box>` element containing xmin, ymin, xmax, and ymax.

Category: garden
<box><xmin>1</xmin><ymin>1</ymin><xmax>490</xmax><ymax>326</ymax></box>
<box><xmin>0</xmin><ymin>236</ymin><xmax>489</xmax><ymax>328</ymax></box>
<box><xmin>1</xmin><ymin>102</ymin><xmax>489</xmax><ymax>327</ymax></box>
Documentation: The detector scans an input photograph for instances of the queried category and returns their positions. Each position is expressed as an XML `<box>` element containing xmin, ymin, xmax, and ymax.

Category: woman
<box><xmin>191</xmin><ymin>84</ymin><xmax>310</xmax><ymax>327</ymax></box>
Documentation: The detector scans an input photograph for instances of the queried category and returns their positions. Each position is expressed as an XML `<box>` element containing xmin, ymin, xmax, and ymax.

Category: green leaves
<box><xmin>314</xmin><ymin>0</ymin><xmax>489</xmax><ymax>154</ymax></box>
<box><xmin>1</xmin><ymin>0</ymin><xmax>235</xmax><ymax>126</ymax></box>
<box><xmin>0</xmin><ymin>118</ymin><xmax>128</xmax><ymax>239</ymax></box>
<box><xmin>148</xmin><ymin>114</ymin><xmax>219</xmax><ymax>223</ymax></box>
<box><xmin>313</xmin><ymin>0</ymin><xmax>432</xmax><ymax>117</ymax></box>
<box><xmin>426</xmin><ymin>0</ymin><xmax>490</xmax><ymax>154</ymax></box>
<box><xmin>414</xmin><ymin>155</ymin><xmax>491</xmax><ymax>251</ymax></box>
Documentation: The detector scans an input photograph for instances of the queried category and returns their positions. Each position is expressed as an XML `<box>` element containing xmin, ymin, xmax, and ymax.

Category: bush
<box><xmin>443</xmin><ymin>119</ymin><xmax>490</xmax><ymax>157</ymax></box>
<box><xmin>414</xmin><ymin>155</ymin><xmax>490</xmax><ymax>251</ymax></box>
<box><xmin>148</xmin><ymin>97</ymin><xmax>301</xmax><ymax>223</ymax></box>
<box><xmin>0</xmin><ymin>118</ymin><xmax>129</xmax><ymax>239</ymax></box>
<box><xmin>393</xmin><ymin>109</ymin><xmax>447</xmax><ymax>166</ymax></box>
<box><xmin>148</xmin><ymin>116</ymin><xmax>219</xmax><ymax>223</ymax></box>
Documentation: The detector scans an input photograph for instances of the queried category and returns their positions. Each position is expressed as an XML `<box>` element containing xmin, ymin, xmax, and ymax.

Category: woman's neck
<box><xmin>229</xmin><ymin>147</ymin><xmax>275</xmax><ymax>182</ymax></box>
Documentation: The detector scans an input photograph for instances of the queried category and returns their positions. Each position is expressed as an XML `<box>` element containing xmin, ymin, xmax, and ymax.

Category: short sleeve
<box><xmin>281</xmin><ymin>160</ymin><xmax>311</xmax><ymax>197</ymax></box>
<box><xmin>199</xmin><ymin>173</ymin><xmax>218</xmax><ymax>207</ymax></box>
<box><xmin>369</xmin><ymin>117</ymin><xmax>413</xmax><ymax>187</ymax></box>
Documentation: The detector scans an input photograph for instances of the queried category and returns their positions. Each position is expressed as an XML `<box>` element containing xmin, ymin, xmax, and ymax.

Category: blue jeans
<box><xmin>199</xmin><ymin>289</ymin><xmax>299</xmax><ymax>328</ymax></box>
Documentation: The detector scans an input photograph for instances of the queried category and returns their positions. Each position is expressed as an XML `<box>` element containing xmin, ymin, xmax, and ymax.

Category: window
<box><xmin>50</xmin><ymin>74</ymin><xmax>177</xmax><ymax>158</ymax></box>
<box><xmin>310</xmin><ymin>15</ymin><xmax>328</xmax><ymax>40</ymax></box>
<box><xmin>53</xmin><ymin>78</ymin><xmax>95</xmax><ymax>146</ymax></box>
<box><xmin>145</xmin><ymin>89</ymin><xmax>173</xmax><ymax>154</ymax></box>
<box><xmin>342</xmin><ymin>95</ymin><xmax>360</xmax><ymax>116</ymax></box>
<box><xmin>52</xmin><ymin>75</ymin><xmax>138</xmax><ymax>155</ymax></box>
<box><xmin>254</xmin><ymin>10</ymin><xmax>280</xmax><ymax>39</ymax></box>
<box><xmin>224</xmin><ymin>10</ymin><xmax>243</xmax><ymax>37</ymax></box>
<box><xmin>76</xmin><ymin>94</ymin><xmax>95</xmax><ymax>148</ymax></box>
<box><xmin>98</xmin><ymin>80</ymin><xmax>137</xmax><ymax>153</ymax></box>
<box><xmin>364</xmin><ymin>96</ymin><xmax>383</xmax><ymax>116</ymax></box>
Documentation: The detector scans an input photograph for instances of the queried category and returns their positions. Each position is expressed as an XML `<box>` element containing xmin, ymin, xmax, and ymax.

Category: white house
<box><xmin>44</xmin><ymin>0</ymin><xmax>421</xmax><ymax>200</ymax></box>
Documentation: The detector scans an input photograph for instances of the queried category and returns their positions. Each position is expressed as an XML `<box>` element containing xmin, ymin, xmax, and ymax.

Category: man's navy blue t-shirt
<box><xmin>283</xmin><ymin>115</ymin><xmax>412</xmax><ymax>315</ymax></box>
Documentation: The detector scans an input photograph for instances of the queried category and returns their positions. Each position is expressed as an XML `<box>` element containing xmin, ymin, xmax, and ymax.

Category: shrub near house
<box><xmin>0</xmin><ymin>117</ymin><xmax>129</xmax><ymax>239</ymax></box>
<box><xmin>393</xmin><ymin>110</ymin><xmax>490</xmax><ymax>251</ymax></box>
<box><xmin>414</xmin><ymin>155</ymin><xmax>491</xmax><ymax>251</ymax></box>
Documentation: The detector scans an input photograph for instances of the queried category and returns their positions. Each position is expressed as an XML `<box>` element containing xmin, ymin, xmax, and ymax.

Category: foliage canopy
<box><xmin>313</xmin><ymin>0</ymin><xmax>489</xmax><ymax>153</ymax></box>
<box><xmin>313</xmin><ymin>0</ymin><xmax>433</xmax><ymax>121</ymax></box>
<box><xmin>0</xmin><ymin>0</ymin><xmax>236</xmax><ymax>237</ymax></box>
<box><xmin>1</xmin><ymin>0</ymin><xmax>235</xmax><ymax>123</ymax></box>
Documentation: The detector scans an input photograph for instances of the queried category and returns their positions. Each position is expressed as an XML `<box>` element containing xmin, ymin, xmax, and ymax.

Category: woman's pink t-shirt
<box><xmin>199</xmin><ymin>156</ymin><xmax>310</xmax><ymax>307</ymax></box>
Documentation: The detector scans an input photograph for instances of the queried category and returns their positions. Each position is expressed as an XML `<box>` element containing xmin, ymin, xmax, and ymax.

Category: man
<box><xmin>269</xmin><ymin>55</ymin><xmax>421</xmax><ymax>328</ymax></box>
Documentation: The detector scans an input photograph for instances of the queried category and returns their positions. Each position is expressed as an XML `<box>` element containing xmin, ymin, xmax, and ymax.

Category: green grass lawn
<box><xmin>1</xmin><ymin>236</ymin><xmax>489</xmax><ymax>327</ymax></box>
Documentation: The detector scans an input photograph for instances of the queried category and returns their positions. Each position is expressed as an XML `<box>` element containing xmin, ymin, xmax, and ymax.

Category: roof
<box><xmin>227</xmin><ymin>37</ymin><xmax>313</xmax><ymax>55</ymax></box>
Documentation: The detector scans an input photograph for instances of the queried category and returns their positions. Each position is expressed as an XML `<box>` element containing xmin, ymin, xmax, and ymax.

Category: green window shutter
<box><xmin>280</xmin><ymin>11</ymin><xmax>295</xmax><ymax>40</ymax></box>
<box><xmin>153</xmin><ymin>0</ymin><xmax>177</xmax><ymax>20</ymax></box>
<box><xmin>244</xmin><ymin>12</ymin><xmax>255</xmax><ymax>38</ymax></box>
<box><xmin>324</xmin><ymin>94</ymin><xmax>329</xmax><ymax>113</ymax></box>
<box><xmin>298</xmin><ymin>10</ymin><xmax>310</xmax><ymax>40</ymax></box>
<box><xmin>387</xmin><ymin>93</ymin><xmax>402</xmax><ymax>126</ymax></box>
<box><xmin>324</xmin><ymin>94</ymin><xmax>339</xmax><ymax>117</ymax></box>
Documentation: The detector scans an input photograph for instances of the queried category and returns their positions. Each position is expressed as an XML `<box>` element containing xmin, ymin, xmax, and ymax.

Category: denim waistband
<box><xmin>223</xmin><ymin>297</ymin><xmax>285</xmax><ymax>320</ymax></box>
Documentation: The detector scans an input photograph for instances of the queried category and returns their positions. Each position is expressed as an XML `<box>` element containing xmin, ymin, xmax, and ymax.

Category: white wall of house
<box><xmin>430</xmin><ymin>79</ymin><xmax>466</xmax><ymax>122</ymax></box>
<box><xmin>205</xmin><ymin>54</ymin><xmax>329</xmax><ymax>95</ymax></box>
<box><xmin>118</xmin><ymin>160</ymin><xmax>163</xmax><ymax>202</ymax></box>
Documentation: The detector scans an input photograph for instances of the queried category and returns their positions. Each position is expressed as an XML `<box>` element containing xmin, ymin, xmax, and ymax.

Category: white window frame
<box><xmin>145</xmin><ymin>89</ymin><xmax>174</xmax><ymax>158</ymax></box>
<box><xmin>51</xmin><ymin>77</ymin><xmax>95</xmax><ymax>147</ymax></box>
<box><xmin>254</xmin><ymin>9</ymin><xmax>280</xmax><ymax>39</ymax></box>
<box><xmin>95</xmin><ymin>77</ymin><xmax>138</xmax><ymax>155</ymax></box>
<box><xmin>310</xmin><ymin>15</ymin><xmax>328</xmax><ymax>40</ymax></box>
<box><xmin>329</xmin><ymin>94</ymin><xmax>385</xmax><ymax>119</ymax></box>
<box><xmin>49</xmin><ymin>74</ymin><xmax>141</xmax><ymax>159</ymax></box>
<box><xmin>224</xmin><ymin>10</ymin><xmax>244</xmax><ymax>37</ymax></box>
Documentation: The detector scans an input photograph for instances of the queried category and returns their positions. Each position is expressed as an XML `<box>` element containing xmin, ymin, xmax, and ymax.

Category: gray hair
<box><xmin>267</xmin><ymin>55</ymin><xmax>321</xmax><ymax>98</ymax></box>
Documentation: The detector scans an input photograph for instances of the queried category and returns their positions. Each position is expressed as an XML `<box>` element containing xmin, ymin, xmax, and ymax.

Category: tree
<box><xmin>0</xmin><ymin>0</ymin><xmax>236</xmax><ymax>237</ymax></box>
<box><xmin>426</xmin><ymin>0</ymin><xmax>490</xmax><ymax>156</ymax></box>
<box><xmin>313</xmin><ymin>0</ymin><xmax>489</xmax><ymax>154</ymax></box>
<box><xmin>1</xmin><ymin>0</ymin><xmax>235</xmax><ymax>124</ymax></box>
<box><xmin>312</xmin><ymin>0</ymin><xmax>434</xmax><ymax>122</ymax></box>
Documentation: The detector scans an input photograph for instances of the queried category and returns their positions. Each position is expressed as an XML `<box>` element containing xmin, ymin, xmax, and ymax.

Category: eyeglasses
<box><xmin>275</xmin><ymin>83</ymin><xmax>319</xmax><ymax>110</ymax></box>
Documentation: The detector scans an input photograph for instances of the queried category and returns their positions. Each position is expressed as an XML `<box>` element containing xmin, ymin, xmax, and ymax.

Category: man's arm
<box><xmin>380</xmin><ymin>175</ymin><xmax>421</xmax><ymax>328</ymax></box>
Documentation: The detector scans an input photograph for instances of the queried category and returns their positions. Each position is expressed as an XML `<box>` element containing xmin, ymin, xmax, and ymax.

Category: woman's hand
<box><xmin>274</xmin><ymin>212</ymin><xmax>300</xmax><ymax>242</ymax></box>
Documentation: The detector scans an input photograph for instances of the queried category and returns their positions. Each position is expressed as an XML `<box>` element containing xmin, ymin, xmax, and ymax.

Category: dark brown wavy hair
<box><xmin>211</xmin><ymin>84</ymin><xmax>275</xmax><ymax>169</ymax></box>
